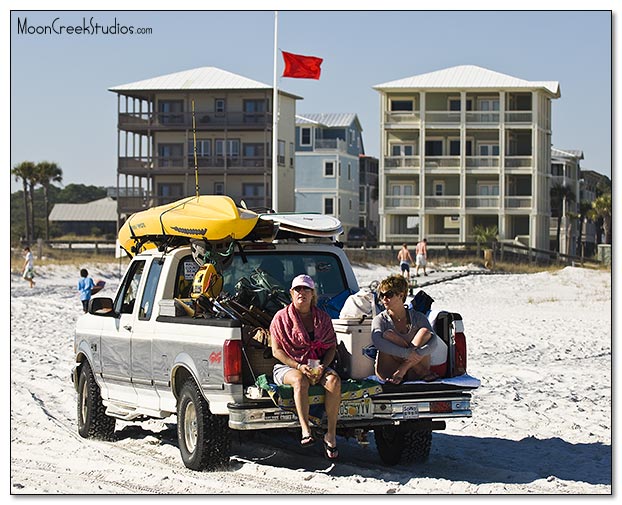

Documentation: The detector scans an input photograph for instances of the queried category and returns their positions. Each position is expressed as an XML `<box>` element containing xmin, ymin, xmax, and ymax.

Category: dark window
<box><xmin>301</xmin><ymin>128</ymin><xmax>311</xmax><ymax>145</ymax></box>
<box><xmin>425</xmin><ymin>140</ymin><xmax>443</xmax><ymax>156</ymax></box>
<box><xmin>114</xmin><ymin>260</ymin><xmax>146</xmax><ymax>315</ymax></box>
<box><xmin>139</xmin><ymin>260</ymin><xmax>164</xmax><ymax>320</ymax></box>
<box><xmin>391</xmin><ymin>100</ymin><xmax>414</xmax><ymax>112</ymax></box>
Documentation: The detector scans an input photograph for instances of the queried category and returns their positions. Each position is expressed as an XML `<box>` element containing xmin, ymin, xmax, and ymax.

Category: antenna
<box><xmin>191</xmin><ymin>99</ymin><xmax>199</xmax><ymax>197</ymax></box>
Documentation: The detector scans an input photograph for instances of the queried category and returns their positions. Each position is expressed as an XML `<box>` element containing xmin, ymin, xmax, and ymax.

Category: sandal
<box><xmin>323</xmin><ymin>440</ymin><xmax>339</xmax><ymax>460</ymax></box>
<box><xmin>300</xmin><ymin>434</ymin><xmax>316</xmax><ymax>447</ymax></box>
<box><xmin>421</xmin><ymin>372</ymin><xmax>439</xmax><ymax>382</ymax></box>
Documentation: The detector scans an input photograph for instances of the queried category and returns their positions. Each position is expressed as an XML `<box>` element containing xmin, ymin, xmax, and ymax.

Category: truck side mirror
<box><xmin>89</xmin><ymin>297</ymin><xmax>116</xmax><ymax>317</ymax></box>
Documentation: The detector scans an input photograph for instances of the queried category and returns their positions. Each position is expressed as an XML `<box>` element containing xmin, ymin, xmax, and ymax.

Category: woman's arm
<box><xmin>371</xmin><ymin>314</ymin><xmax>412</xmax><ymax>359</ymax></box>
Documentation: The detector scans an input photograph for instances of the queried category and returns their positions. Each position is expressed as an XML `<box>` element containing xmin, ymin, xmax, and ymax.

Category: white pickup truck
<box><xmin>72</xmin><ymin>239</ymin><xmax>479</xmax><ymax>471</ymax></box>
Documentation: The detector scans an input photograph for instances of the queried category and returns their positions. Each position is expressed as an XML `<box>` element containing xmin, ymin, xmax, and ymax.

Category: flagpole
<box><xmin>271</xmin><ymin>11</ymin><xmax>279</xmax><ymax>213</ymax></box>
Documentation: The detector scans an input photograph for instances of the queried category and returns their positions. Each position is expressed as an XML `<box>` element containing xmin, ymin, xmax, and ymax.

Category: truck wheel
<box><xmin>375</xmin><ymin>424</ymin><xmax>433</xmax><ymax>466</ymax></box>
<box><xmin>77</xmin><ymin>361</ymin><xmax>116</xmax><ymax>440</ymax></box>
<box><xmin>177</xmin><ymin>378</ymin><xmax>231</xmax><ymax>471</ymax></box>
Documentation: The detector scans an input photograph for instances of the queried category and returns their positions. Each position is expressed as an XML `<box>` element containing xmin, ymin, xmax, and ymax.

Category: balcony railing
<box><xmin>118</xmin><ymin>156</ymin><xmax>274</xmax><ymax>173</ymax></box>
<box><xmin>315</xmin><ymin>139</ymin><xmax>347</xmax><ymax>151</ymax></box>
<box><xmin>118</xmin><ymin>111</ymin><xmax>273</xmax><ymax>130</ymax></box>
<box><xmin>425</xmin><ymin>156</ymin><xmax>461</xmax><ymax>169</ymax></box>
<box><xmin>466</xmin><ymin>196</ymin><xmax>500</xmax><ymax>208</ymax></box>
<box><xmin>505</xmin><ymin>196</ymin><xmax>533</xmax><ymax>208</ymax></box>
<box><xmin>505</xmin><ymin>111</ymin><xmax>532</xmax><ymax>123</ymax></box>
<box><xmin>384</xmin><ymin>196</ymin><xmax>420</xmax><ymax>209</ymax></box>
<box><xmin>425</xmin><ymin>111</ymin><xmax>461</xmax><ymax>124</ymax></box>
<box><xmin>384</xmin><ymin>112</ymin><xmax>421</xmax><ymax>124</ymax></box>
<box><xmin>466</xmin><ymin>156</ymin><xmax>500</xmax><ymax>169</ymax></box>
<box><xmin>426</xmin><ymin>233</ymin><xmax>461</xmax><ymax>243</ymax></box>
<box><xmin>504</xmin><ymin>156</ymin><xmax>533</xmax><ymax>168</ymax></box>
<box><xmin>384</xmin><ymin>156</ymin><xmax>420</xmax><ymax>169</ymax></box>
<box><xmin>425</xmin><ymin>196</ymin><xmax>461</xmax><ymax>208</ymax></box>
<box><xmin>465</xmin><ymin>111</ymin><xmax>500</xmax><ymax>124</ymax></box>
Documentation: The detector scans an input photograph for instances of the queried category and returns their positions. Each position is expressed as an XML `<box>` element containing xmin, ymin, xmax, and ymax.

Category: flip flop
<box><xmin>388</xmin><ymin>373</ymin><xmax>405</xmax><ymax>385</ymax></box>
<box><xmin>300</xmin><ymin>435</ymin><xmax>316</xmax><ymax>447</ymax></box>
<box><xmin>323</xmin><ymin>440</ymin><xmax>339</xmax><ymax>460</ymax></box>
<box><xmin>422</xmin><ymin>372</ymin><xmax>439</xmax><ymax>382</ymax></box>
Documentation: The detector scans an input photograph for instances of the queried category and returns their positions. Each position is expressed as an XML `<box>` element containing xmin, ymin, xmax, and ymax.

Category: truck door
<box><xmin>100</xmin><ymin>259</ymin><xmax>145</xmax><ymax>405</ymax></box>
<box><xmin>130</xmin><ymin>257</ymin><xmax>165</xmax><ymax>412</ymax></box>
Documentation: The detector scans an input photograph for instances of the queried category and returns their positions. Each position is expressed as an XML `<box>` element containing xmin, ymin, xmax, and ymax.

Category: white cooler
<box><xmin>333</xmin><ymin>318</ymin><xmax>375</xmax><ymax>379</ymax></box>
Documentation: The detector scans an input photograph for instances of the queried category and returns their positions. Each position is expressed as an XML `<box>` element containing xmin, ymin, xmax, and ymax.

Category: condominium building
<box><xmin>109</xmin><ymin>67</ymin><xmax>300</xmax><ymax>218</ymax></box>
<box><xmin>294</xmin><ymin>113</ymin><xmax>365</xmax><ymax>235</ymax></box>
<box><xmin>373</xmin><ymin>65</ymin><xmax>560</xmax><ymax>249</ymax></box>
<box><xmin>550</xmin><ymin>147</ymin><xmax>583</xmax><ymax>255</ymax></box>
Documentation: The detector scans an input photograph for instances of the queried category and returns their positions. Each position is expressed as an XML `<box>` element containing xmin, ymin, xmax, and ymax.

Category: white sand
<box><xmin>9</xmin><ymin>262</ymin><xmax>611</xmax><ymax>495</ymax></box>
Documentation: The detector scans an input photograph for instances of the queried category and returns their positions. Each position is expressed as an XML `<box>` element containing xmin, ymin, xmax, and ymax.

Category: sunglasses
<box><xmin>293</xmin><ymin>286</ymin><xmax>312</xmax><ymax>293</ymax></box>
<box><xmin>379</xmin><ymin>290</ymin><xmax>396</xmax><ymax>299</ymax></box>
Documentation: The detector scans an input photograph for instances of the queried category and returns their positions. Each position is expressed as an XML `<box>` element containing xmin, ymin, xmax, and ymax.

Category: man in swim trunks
<box><xmin>397</xmin><ymin>243</ymin><xmax>414</xmax><ymax>280</ymax></box>
<box><xmin>415</xmin><ymin>238</ymin><xmax>428</xmax><ymax>277</ymax></box>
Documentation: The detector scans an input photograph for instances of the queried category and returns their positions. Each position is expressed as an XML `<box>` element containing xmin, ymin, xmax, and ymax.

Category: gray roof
<box><xmin>552</xmin><ymin>148</ymin><xmax>584</xmax><ymax>160</ymax></box>
<box><xmin>373</xmin><ymin>65</ymin><xmax>560</xmax><ymax>97</ymax></box>
<box><xmin>49</xmin><ymin>197</ymin><xmax>117</xmax><ymax>222</ymax></box>
<box><xmin>109</xmin><ymin>66</ymin><xmax>301</xmax><ymax>99</ymax></box>
<box><xmin>296</xmin><ymin>113</ymin><xmax>362</xmax><ymax>131</ymax></box>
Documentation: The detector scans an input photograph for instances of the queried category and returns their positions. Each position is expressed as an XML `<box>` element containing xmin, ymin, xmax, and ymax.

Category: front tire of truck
<box><xmin>177</xmin><ymin>378</ymin><xmax>231</xmax><ymax>471</ymax></box>
<box><xmin>374</xmin><ymin>423</ymin><xmax>432</xmax><ymax>466</ymax></box>
<box><xmin>77</xmin><ymin>361</ymin><xmax>116</xmax><ymax>441</ymax></box>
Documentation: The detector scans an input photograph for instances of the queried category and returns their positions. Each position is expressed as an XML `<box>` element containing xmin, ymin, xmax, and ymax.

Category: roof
<box><xmin>296</xmin><ymin>113</ymin><xmax>362</xmax><ymax>131</ymax></box>
<box><xmin>373</xmin><ymin>65</ymin><xmax>560</xmax><ymax>98</ymax></box>
<box><xmin>552</xmin><ymin>148</ymin><xmax>584</xmax><ymax>160</ymax></box>
<box><xmin>109</xmin><ymin>66</ymin><xmax>301</xmax><ymax>100</ymax></box>
<box><xmin>49</xmin><ymin>197</ymin><xmax>117</xmax><ymax>222</ymax></box>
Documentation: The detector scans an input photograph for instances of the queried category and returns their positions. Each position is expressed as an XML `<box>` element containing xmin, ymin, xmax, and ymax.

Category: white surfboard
<box><xmin>259</xmin><ymin>213</ymin><xmax>343</xmax><ymax>238</ymax></box>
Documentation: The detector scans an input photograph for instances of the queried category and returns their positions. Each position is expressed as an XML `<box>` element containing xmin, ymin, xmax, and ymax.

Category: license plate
<box><xmin>338</xmin><ymin>398</ymin><xmax>373</xmax><ymax>420</ymax></box>
<box><xmin>402</xmin><ymin>404</ymin><xmax>419</xmax><ymax>419</ymax></box>
<box><xmin>265</xmin><ymin>410</ymin><xmax>296</xmax><ymax>422</ymax></box>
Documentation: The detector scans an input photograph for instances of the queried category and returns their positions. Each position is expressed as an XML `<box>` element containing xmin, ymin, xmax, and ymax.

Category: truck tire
<box><xmin>177</xmin><ymin>378</ymin><xmax>231</xmax><ymax>471</ymax></box>
<box><xmin>375</xmin><ymin>423</ymin><xmax>432</xmax><ymax>466</ymax></box>
<box><xmin>77</xmin><ymin>361</ymin><xmax>116</xmax><ymax>440</ymax></box>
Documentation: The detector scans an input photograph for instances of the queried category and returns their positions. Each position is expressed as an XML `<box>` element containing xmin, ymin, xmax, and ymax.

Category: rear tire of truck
<box><xmin>374</xmin><ymin>424</ymin><xmax>432</xmax><ymax>466</ymax></box>
<box><xmin>177</xmin><ymin>378</ymin><xmax>231</xmax><ymax>471</ymax></box>
<box><xmin>77</xmin><ymin>361</ymin><xmax>116</xmax><ymax>441</ymax></box>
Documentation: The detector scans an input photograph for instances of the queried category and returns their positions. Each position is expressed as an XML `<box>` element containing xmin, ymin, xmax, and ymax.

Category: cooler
<box><xmin>332</xmin><ymin>318</ymin><xmax>375</xmax><ymax>379</ymax></box>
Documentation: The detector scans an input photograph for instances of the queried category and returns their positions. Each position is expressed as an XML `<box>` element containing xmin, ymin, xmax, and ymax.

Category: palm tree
<box><xmin>589</xmin><ymin>193</ymin><xmax>612</xmax><ymax>244</ymax></box>
<box><xmin>34</xmin><ymin>161</ymin><xmax>63</xmax><ymax>241</ymax></box>
<box><xmin>550</xmin><ymin>183</ymin><xmax>575</xmax><ymax>253</ymax></box>
<box><xmin>575</xmin><ymin>201</ymin><xmax>593</xmax><ymax>257</ymax></box>
<box><xmin>11</xmin><ymin>161</ymin><xmax>36</xmax><ymax>242</ymax></box>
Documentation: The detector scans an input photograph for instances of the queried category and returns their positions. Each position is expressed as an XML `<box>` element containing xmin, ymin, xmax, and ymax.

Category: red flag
<box><xmin>282</xmin><ymin>51</ymin><xmax>323</xmax><ymax>79</ymax></box>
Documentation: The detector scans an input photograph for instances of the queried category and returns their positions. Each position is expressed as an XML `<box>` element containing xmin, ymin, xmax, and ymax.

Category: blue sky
<box><xmin>9</xmin><ymin>9</ymin><xmax>613</xmax><ymax>192</ymax></box>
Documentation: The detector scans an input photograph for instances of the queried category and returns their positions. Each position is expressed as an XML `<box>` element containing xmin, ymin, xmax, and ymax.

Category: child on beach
<box><xmin>22</xmin><ymin>246</ymin><xmax>35</xmax><ymax>288</ymax></box>
<box><xmin>77</xmin><ymin>268</ymin><xmax>95</xmax><ymax>313</ymax></box>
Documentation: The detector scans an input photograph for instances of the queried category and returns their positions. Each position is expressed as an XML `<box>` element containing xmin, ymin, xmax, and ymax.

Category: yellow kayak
<box><xmin>118</xmin><ymin>195</ymin><xmax>261</xmax><ymax>256</ymax></box>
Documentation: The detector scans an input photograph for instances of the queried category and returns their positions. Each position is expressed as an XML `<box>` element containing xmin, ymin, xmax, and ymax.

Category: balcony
<box><xmin>118</xmin><ymin>111</ymin><xmax>273</xmax><ymax>133</ymax></box>
<box><xmin>424</xmin><ymin>111</ymin><xmax>461</xmax><ymax>126</ymax></box>
<box><xmin>465</xmin><ymin>111</ymin><xmax>500</xmax><ymax>125</ymax></box>
<box><xmin>118</xmin><ymin>156</ymin><xmax>273</xmax><ymax>175</ymax></box>
<box><xmin>314</xmin><ymin>139</ymin><xmax>348</xmax><ymax>152</ymax></box>
<box><xmin>466</xmin><ymin>156</ymin><xmax>500</xmax><ymax>170</ymax></box>
<box><xmin>384</xmin><ymin>112</ymin><xmax>421</xmax><ymax>128</ymax></box>
<box><xmin>466</xmin><ymin>196</ymin><xmax>500</xmax><ymax>208</ymax></box>
<box><xmin>425</xmin><ymin>196</ymin><xmax>460</xmax><ymax>208</ymax></box>
<box><xmin>384</xmin><ymin>156</ymin><xmax>421</xmax><ymax>171</ymax></box>
<box><xmin>505</xmin><ymin>111</ymin><xmax>532</xmax><ymax>124</ymax></box>
<box><xmin>505</xmin><ymin>196</ymin><xmax>532</xmax><ymax>208</ymax></box>
<box><xmin>425</xmin><ymin>156</ymin><xmax>461</xmax><ymax>170</ymax></box>
<box><xmin>426</xmin><ymin>233</ymin><xmax>461</xmax><ymax>243</ymax></box>
<box><xmin>384</xmin><ymin>195</ymin><xmax>420</xmax><ymax>210</ymax></box>
<box><xmin>504</xmin><ymin>156</ymin><xmax>533</xmax><ymax>170</ymax></box>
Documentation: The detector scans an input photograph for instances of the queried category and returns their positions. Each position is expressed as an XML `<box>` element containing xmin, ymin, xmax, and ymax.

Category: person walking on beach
<box><xmin>397</xmin><ymin>244</ymin><xmax>414</xmax><ymax>280</ymax></box>
<box><xmin>77</xmin><ymin>268</ymin><xmax>95</xmax><ymax>313</ymax></box>
<box><xmin>415</xmin><ymin>238</ymin><xmax>428</xmax><ymax>277</ymax></box>
<box><xmin>22</xmin><ymin>246</ymin><xmax>35</xmax><ymax>288</ymax></box>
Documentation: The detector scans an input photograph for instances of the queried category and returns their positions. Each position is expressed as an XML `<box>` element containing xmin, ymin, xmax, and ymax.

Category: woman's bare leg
<box><xmin>320</xmin><ymin>372</ymin><xmax>341</xmax><ymax>446</ymax></box>
<box><xmin>283</xmin><ymin>370</ymin><xmax>312</xmax><ymax>438</ymax></box>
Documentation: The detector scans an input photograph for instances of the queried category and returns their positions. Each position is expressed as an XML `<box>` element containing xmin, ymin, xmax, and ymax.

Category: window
<box><xmin>139</xmin><ymin>260</ymin><xmax>164</xmax><ymax>320</ymax></box>
<box><xmin>391</xmin><ymin>144</ymin><xmax>415</xmax><ymax>156</ymax></box>
<box><xmin>300</xmin><ymin>127</ymin><xmax>312</xmax><ymax>146</ymax></box>
<box><xmin>425</xmin><ymin>140</ymin><xmax>443</xmax><ymax>156</ymax></box>
<box><xmin>449</xmin><ymin>139</ymin><xmax>473</xmax><ymax>156</ymax></box>
<box><xmin>214</xmin><ymin>182</ymin><xmax>224</xmax><ymax>195</ymax></box>
<box><xmin>433</xmin><ymin>181</ymin><xmax>445</xmax><ymax>196</ymax></box>
<box><xmin>187</xmin><ymin>139</ymin><xmax>211</xmax><ymax>158</ymax></box>
<box><xmin>324</xmin><ymin>160</ymin><xmax>335</xmax><ymax>177</ymax></box>
<box><xmin>324</xmin><ymin>197</ymin><xmax>335</xmax><ymax>215</ymax></box>
<box><xmin>242</xmin><ymin>183</ymin><xmax>266</xmax><ymax>209</ymax></box>
<box><xmin>448</xmin><ymin>98</ymin><xmax>473</xmax><ymax>111</ymax></box>
<box><xmin>478</xmin><ymin>183</ymin><xmax>499</xmax><ymax>196</ymax></box>
<box><xmin>215</xmin><ymin>139</ymin><xmax>240</xmax><ymax>158</ymax></box>
<box><xmin>347</xmin><ymin>162</ymin><xmax>351</xmax><ymax>181</ymax></box>
<box><xmin>243</xmin><ymin>99</ymin><xmax>266</xmax><ymax>123</ymax></box>
<box><xmin>290</xmin><ymin>142</ymin><xmax>294</xmax><ymax>167</ymax></box>
<box><xmin>158</xmin><ymin>143</ymin><xmax>183</xmax><ymax>167</ymax></box>
<box><xmin>479</xmin><ymin>143</ymin><xmax>500</xmax><ymax>156</ymax></box>
<box><xmin>243</xmin><ymin>143</ymin><xmax>266</xmax><ymax>164</ymax></box>
<box><xmin>215</xmin><ymin>99</ymin><xmax>226</xmax><ymax>113</ymax></box>
<box><xmin>158</xmin><ymin>100</ymin><xmax>184</xmax><ymax>124</ymax></box>
<box><xmin>390</xmin><ymin>100</ymin><xmax>413</xmax><ymax>112</ymax></box>
<box><xmin>278</xmin><ymin>140</ymin><xmax>285</xmax><ymax>165</ymax></box>
<box><xmin>157</xmin><ymin>183</ymin><xmax>184</xmax><ymax>205</ymax></box>
<box><xmin>114</xmin><ymin>260</ymin><xmax>145</xmax><ymax>315</ymax></box>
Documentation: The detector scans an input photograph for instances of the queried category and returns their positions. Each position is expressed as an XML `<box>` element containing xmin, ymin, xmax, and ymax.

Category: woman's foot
<box><xmin>300</xmin><ymin>434</ymin><xmax>315</xmax><ymax>447</ymax></box>
<box><xmin>323</xmin><ymin>437</ymin><xmax>338</xmax><ymax>460</ymax></box>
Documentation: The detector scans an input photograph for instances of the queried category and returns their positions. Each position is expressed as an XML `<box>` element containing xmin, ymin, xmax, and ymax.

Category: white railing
<box><xmin>425</xmin><ymin>156</ymin><xmax>461</xmax><ymax>169</ymax></box>
<box><xmin>385</xmin><ymin>112</ymin><xmax>421</xmax><ymax>124</ymax></box>
<box><xmin>465</xmin><ymin>111</ymin><xmax>500</xmax><ymax>123</ymax></box>
<box><xmin>426</xmin><ymin>233</ymin><xmax>461</xmax><ymax>243</ymax></box>
<box><xmin>505</xmin><ymin>111</ymin><xmax>532</xmax><ymax>123</ymax></box>
<box><xmin>505</xmin><ymin>196</ymin><xmax>533</xmax><ymax>208</ymax></box>
<box><xmin>505</xmin><ymin>156</ymin><xmax>533</xmax><ymax>168</ymax></box>
<box><xmin>466</xmin><ymin>196</ymin><xmax>500</xmax><ymax>208</ymax></box>
<box><xmin>384</xmin><ymin>156</ymin><xmax>420</xmax><ymax>168</ymax></box>
<box><xmin>384</xmin><ymin>196</ymin><xmax>420</xmax><ymax>209</ymax></box>
<box><xmin>425</xmin><ymin>111</ymin><xmax>461</xmax><ymax>123</ymax></box>
<box><xmin>466</xmin><ymin>156</ymin><xmax>500</xmax><ymax>169</ymax></box>
<box><xmin>425</xmin><ymin>197</ymin><xmax>461</xmax><ymax>208</ymax></box>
